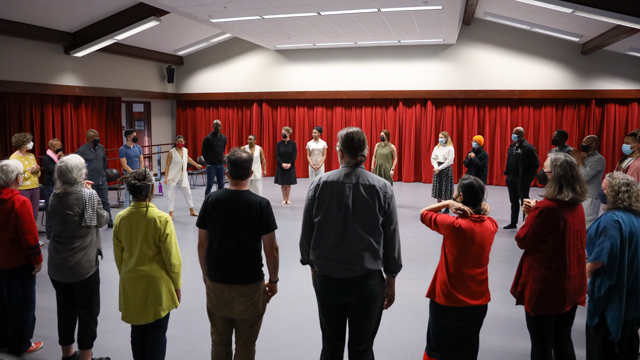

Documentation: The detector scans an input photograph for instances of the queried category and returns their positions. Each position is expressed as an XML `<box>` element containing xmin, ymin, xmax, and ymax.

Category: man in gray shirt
<box><xmin>300</xmin><ymin>127</ymin><xmax>402</xmax><ymax>360</ymax></box>
<box><xmin>76</xmin><ymin>129</ymin><xmax>112</xmax><ymax>227</ymax></box>
<box><xmin>572</xmin><ymin>135</ymin><xmax>606</xmax><ymax>228</ymax></box>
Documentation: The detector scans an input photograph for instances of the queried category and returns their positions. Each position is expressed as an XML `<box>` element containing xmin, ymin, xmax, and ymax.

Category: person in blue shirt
<box><xmin>586</xmin><ymin>171</ymin><xmax>640</xmax><ymax>360</ymax></box>
<box><xmin>119</xmin><ymin>129</ymin><xmax>144</xmax><ymax>208</ymax></box>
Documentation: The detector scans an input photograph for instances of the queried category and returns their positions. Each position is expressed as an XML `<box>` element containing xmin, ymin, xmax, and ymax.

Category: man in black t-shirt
<box><xmin>503</xmin><ymin>127</ymin><xmax>540</xmax><ymax>229</ymax></box>
<box><xmin>196</xmin><ymin>148</ymin><xmax>279</xmax><ymax>359</ymax></box>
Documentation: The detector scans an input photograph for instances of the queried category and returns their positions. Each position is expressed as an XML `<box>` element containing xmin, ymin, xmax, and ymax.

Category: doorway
<box><xmin>122</xmin><ymin>101</ymin><xmax>152</xmax><ymax>170</ymax></box>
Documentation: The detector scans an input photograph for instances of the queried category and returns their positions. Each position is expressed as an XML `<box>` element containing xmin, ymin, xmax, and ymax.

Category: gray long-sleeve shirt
<box><xmin>580</xmin><ymin>150</ymin><xmax>606</xmax><ymax>199</ymax></box>
<box><xmin>300</xmin><ymin>164</ymin><xmax>402</xmax><ymax>279</ymax></box>
<box><xmin>76</xmin><ymin>143</ymin><xmax>108</xmax><ymax>185</ymax></box>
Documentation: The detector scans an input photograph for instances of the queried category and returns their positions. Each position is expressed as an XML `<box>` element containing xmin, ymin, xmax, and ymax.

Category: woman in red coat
<box><xmin>511</xmin><ymin>152</ymin><xmax>587</xmax><ymax>360</ymax></box>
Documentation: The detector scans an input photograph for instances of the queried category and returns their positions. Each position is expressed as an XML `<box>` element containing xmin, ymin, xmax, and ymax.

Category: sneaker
<box><xmin>503</xmin><ymin>224</ymin><xmax>517</xmax><ymax>229</ymax></box>
<box><xmin>23</xmin><ymin>341</ymin><xmax>43</xmax><ymax>355</ymax></box>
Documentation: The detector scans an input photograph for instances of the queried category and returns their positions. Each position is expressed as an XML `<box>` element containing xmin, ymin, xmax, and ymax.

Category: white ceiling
<box><xmin>0</xmin><ymin>0</ymin><xmax>639</xmax><ymax>58</ymax></box>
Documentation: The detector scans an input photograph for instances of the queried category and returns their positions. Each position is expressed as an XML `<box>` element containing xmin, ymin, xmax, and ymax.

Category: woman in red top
<box><xmin>511</xmin><ymin>152</ymin><xmax>587</xmax><ymax>360</ymax></box>
<box><xmin>420</xmin><ymin>175</ymin><xmax>497</xmax><ymax>360</ymax></box>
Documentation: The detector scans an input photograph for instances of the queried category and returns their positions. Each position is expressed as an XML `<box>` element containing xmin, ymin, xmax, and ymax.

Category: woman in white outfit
<box><xmin>306</xmin><ymin>126</ymin><xmax>328</xmax><ymax>182</ymax></box>
<box><xmin>163</xmin><ymin>135</ymin><xmax>203</xmax><ymax>219</ymax></box>
<box><xmin>243</xmin><ymin>134</ymin><xmax>267</xmax><ymax>196</ymax></box>
<box><xmin>431</xmin><ymin>131</ymin><xmax>456</xmax><ymax>213</ymax></box>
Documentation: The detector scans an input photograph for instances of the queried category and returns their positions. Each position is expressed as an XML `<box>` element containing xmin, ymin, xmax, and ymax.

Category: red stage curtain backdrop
<box><xmin>0</xmin><ymin>93</ymin><xmax>122</xmax><ymax>172</ymax></box>
<box><xmin>176</xmin><ymin>99</ymin><xmax>640</xmax><ymax>186</ymax></box>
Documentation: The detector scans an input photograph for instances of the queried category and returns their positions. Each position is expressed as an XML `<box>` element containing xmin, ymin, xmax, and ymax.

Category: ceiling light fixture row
<box><xmin>275</xmin><ymin>39</ymin><xmax>444</xmax><ymax>48</ymax></box>
<box><xmin>483</xmin><ymin>13</ymin><xmax>583</xmax><ymax>41</ymax></box>
<box><xmin>210</xmin><ymin>6</ymin><xmax>443</xmax><ymax>23</ymax></box>
<box><xmin>70</xmin><ymin>16</ymin><xmax>161</xmax><ymax>57</ymax></box>
<box><xmin>176</xmin><ymin>34</ymin><xmax>233</xmax><ymax>55</ymax></box>
<box><xmin>514</xmin><ymin>0</ymin><xmax>640</xmax><ymax>29</ymax></box>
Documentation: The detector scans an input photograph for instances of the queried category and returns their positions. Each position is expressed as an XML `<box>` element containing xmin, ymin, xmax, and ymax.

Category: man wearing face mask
<box><xmin>77</xmin><ymin>129</ymin><xmax>113</xmax><ymax>227</ymax></box>
<box><xmin>202</xmin><ymin>120</ymin><xmax>227</xmax><ymax>195</ymax></box>
<box><xmin>571</xmin><ymin>135</ymin><xmax>606</xmax><ymax>228</ymax></box>
<box><xmin>550</xmin><ymin>130</ymin><xmax>573</xmax><ymax>155</ymax></box>
<box><xmin>119</xmin><ymin>129</ymin><xmax>144</xmax><ymax>208</ymax></box>
<box><xmin>463</xmin><ymin>135</ymin><xmax>489</xmax><ymax>184</ymax></box>
<box><xmin>503</xmin><ymin>127</ymin><xmax>540</xmax><ymax>229</ymax></box>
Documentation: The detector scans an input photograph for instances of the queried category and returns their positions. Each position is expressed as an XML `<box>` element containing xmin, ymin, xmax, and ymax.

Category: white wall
<box><xmin>0</xmin><ymin>35</ymin><xmax>176</xmax><ymax>93</ymax></box>
<box><xmin>177</xmin><ymin>19</ymin><xmax>640</xmax><ymax>93</ymax></box>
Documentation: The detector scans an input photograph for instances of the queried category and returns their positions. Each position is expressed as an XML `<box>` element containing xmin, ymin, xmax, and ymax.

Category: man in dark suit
<box><xmin>76</xmin><ymin>129</ymin><xmax>113</xmax><ymax>227</ymax></box>
<box><xmin>504</xmin><ymin>127</ymin><xmax>540</xmax><ymax>229</ymax></box>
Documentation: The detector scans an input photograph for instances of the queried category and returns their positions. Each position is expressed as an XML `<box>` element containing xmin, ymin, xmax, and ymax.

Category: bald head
<box><xmin>85</xmin><ymin>129</ymin><xmax>100</xmax><ymax>147</ymax></box>
<box><xmin>213</xmin><ymin>120</ymin><xmax>222</xmax><ymax>133</ymax></box>
<box><xmin>581</xmin><ymin>135</ymin><xmax>599</xmax><ymax>154</ymax></box>
<box><xmin>513</xmin><ymin>127</ymin><xmax>525</xmax><ymax>137</ymax></box>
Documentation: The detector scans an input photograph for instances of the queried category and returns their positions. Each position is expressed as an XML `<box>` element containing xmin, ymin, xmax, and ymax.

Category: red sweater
<box><xmin>421</xmin><ymin>211</ymin><xmax>498</xmax><ymax>306</ymax></box>
<box><xmin>511</xmin><ymin>198</ymin><xmax>587</xmax><ymax>315</ymax></box>
<box><xmin>0</xmin><ymin>188</ymin><xmax>42</xmax><ymax>269</ymax></box>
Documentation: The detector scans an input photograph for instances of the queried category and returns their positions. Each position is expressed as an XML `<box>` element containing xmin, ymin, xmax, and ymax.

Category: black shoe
<box><xmin>62</xmin><ymin>351</ymin><xmax>79</xmax><ymax>360</ymax></box>
<box><xmin>107</xmin><ymin>220</ymin><xmax>114</xmax><ymax>228</ymax></box>
<box><xmin>93</xmin><ymin>357</ymin><xmax>111</xmax><ymax>360</ymax></box>
<box><xmin>503</xmin><ymin>224</ymin><xmax>517</xmax><ymax>229</ymax></box>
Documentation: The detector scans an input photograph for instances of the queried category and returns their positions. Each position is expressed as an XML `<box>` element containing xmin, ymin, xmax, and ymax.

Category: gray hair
<box><xmin>55</xmin><ymin>154</ymin><xmax>86</xmax><ymax>191</ymax></box>
<box><xmin>605</xmin><ymin>172</ymin><xmax>640</xmax><ymax>214</ymax></box>
<box><xmin>0</xmin><ymin>159</ymin><xmax>24</xmax><ymax>188</ymax></box>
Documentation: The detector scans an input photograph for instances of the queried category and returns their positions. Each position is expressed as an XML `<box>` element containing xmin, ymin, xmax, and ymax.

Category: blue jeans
<box><xmin>0</xmin><ymin>264</ymin><xmax>37</xmax><ymax>355</ymax></box>
<box><xmin>131</xmin><ymin>312</ymin><xmax>170</xmax><ymax>360</ymax></box>
<box><xmin>205</xmin><ymin>165</ymin><xmax>225</xmax><ymax>196</ymax></box>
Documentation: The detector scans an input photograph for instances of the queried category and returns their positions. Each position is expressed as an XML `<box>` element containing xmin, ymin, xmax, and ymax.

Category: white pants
<box><xmin>583</xmin><ymin>197</ymin><xmax>601</xmax><ymax>229</ymax></box>
<box><xmin>309</xmin><ymin>164</ymin><xmax>325</xmax><ymax>182</ymax></box>
<box><xmin>166</xmin><ymin>178</ymin><xmax>194</xmax><ymax>212</ymax></box>
<box><xmin>248</xmin><ymin>179</ymin><xmax>263</xmax><ymax>196</ymax></box>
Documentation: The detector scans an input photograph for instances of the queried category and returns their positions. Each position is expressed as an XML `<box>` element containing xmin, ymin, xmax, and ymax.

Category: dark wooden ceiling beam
<box><xmin>0</xmin><ymin>18</ymin><xmax>73</xmax><ymax>45</ymax></box>
<box><xmin>101</xmin><ymin>43</ymin><xmax>183</xmax><ymax>66</ymax></box>
<box><xmin>581</xmin><ymin>25</ymin><xmax>640</xmax><ymax>55</ymax></box>
<box><xmin>463</xmin><ymin>0</ymin><xmax>479</xmax><ymax>26</ymax></box>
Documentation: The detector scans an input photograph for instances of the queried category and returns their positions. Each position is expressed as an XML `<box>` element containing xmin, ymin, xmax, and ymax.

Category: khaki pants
<box><xmin>206</xmin><ymin>280</ymin><xmax>267</xmax><ymax>360</ymax></box>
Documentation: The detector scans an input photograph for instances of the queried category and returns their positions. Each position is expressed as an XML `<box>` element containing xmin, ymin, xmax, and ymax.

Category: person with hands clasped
<box><xmin>463</xmin><ymin>135</ymin><xmax>489</xmax><ymax>184</ymax></box>
<box><xmin>164</xmin><ymin>135</ymin><xmax>202</xmax><ymax>220</ymax></box>
<box><xmin>419</xmin><ymin>175</ymin><xmax>496</xmax><ymax>360</ymax></box>
<box><xmin>275</xmin><ymin>126</ymin><xmax>297</xmax><ymax>204</ymax></box>
<box><xmin>10</xmin><ymin>132</ymin><xmax>41</xmax><ymax>220</ymax></box>
<box><xmin>306</xmin><ymin>126</ymin><xmax>328</xmax><ymax>182</ymax></box>
<box><xmin>371</xmin><ymin>129</ymin><xmax>397</xmax><ymax>185</ymax></box>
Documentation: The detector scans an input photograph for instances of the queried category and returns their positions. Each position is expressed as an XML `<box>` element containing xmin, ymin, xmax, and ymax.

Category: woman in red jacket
<box><xmin>420</xmin><ymin>175</ymin><xmax>497</xmax><ymax>360</ymax></box>
<box><xmin>511</xmin><ymin>152</ymin><xmax>587</xmax><ymax>360</ymax></box>
<box><xmin>0</xmin><ymin>159</ymin><xmax>43</xmax><ymax>356</ymax></box>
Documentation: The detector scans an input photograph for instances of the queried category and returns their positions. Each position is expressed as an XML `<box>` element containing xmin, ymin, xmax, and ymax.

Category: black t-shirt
<box><xmin>196</xmin><ymin>189</ymin><xmax>277</xmax><ymax>285</ymax></box>
<box><xmin>507</xmin><ymin>145</ymin><xmax>523</xmax><ymax>177</ymax></box>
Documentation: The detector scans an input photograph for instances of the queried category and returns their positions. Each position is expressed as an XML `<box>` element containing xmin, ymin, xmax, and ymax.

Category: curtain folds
<box><xmin>178</xmin><ymin>98</ymin><xmax>640</xmax><ymax>186</ymax></box>
<box><xmin>0</xmin><ymin>93</ymin><xmax>122</xmax><ymax>171</ymax></box>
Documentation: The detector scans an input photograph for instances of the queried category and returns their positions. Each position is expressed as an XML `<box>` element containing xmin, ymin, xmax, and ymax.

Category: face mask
<box><xmin>472</xmin><ymin>142</ymin><xmax>479</xmax><ymax>149</ymax></box>
<box><xmin>512</xmin><ymin>134</ymin><xmax>520</xmax><ymax>142</ymax></box>
<box><xmin>26</xmin><ymin>141</ymin><xmax>34</xmax><ymax>150</ymax></box>
<box><xmin>597</xmin><ymin>189</ymin><xmax>607</xmax><ymax>205</ymax></box>
<box><xmin>132</xmin><ymin>136</ymin><xmax>138</xmax><ymax>143</ymax></box>
<box><xmin>581</xmin><ymin>144</ymin><xmax>591</xmax><ymax>153</ymax></box>
<box><xmin>551</xmin><ymin>138</ymin><xmax>560</xmax><ymax>146</ymax></box>
<box><xmin>92</xmin><ymin>138</ymin><xmax>101</xmax><ymax>147</ymax></box>
<box><xmin>282</xmin><ymin>133</ymin><xmax>287</xmax><ymax>139</ymax></box>
<box><xmin>536</xmin><ymin>168</ymin><xmax>549</xmax><ymax>186</ymax></box>
<box><xmin>622</xmin><ymin>144</ymin><xmax>635</xmax><ymax>155</ymax></box>
<box><xmin>439</xmin><ymin>138</ymin><xmax>445</xmax><ymax>145</ymax></box>
<box><xmin>380</xmin><ymin>135</ymin><xmax>385</xmax><ymax>142</ymax></box>
<box><xmin>55</xmin><ymin>148</ymin><xmax>64</xmax><ymax>154</ymax></box>
<box><xmin>176</xmin><ymin>143</ymin><xmax>184</xmax><ymax>149</ymax></box>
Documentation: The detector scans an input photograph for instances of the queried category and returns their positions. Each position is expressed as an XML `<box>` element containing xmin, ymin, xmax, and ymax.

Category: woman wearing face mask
<box><xmin>431</xmin><ymin>132</ymin><xmax>455</xmax><ymax>213</ymax></box>
<box><xmin>463</xmin><ymin>135</ymin><xmax>489</xmax><ymax>184</ymax></box>
<box><xmin>42</xmin><ymin>138</ymin><xmax>64</xmax><ymax>240</ymax></box>
<box><xmin>419</xmin><ymin>175</ymin><xmax>496</xmax><ymax>360</ymax></box>
<box><xmin>243</xmin><ymin>134</ymin><xmax>267</xmax><ymax>196</ymax></box>
<box><xmin>306</xmin><ymin>126</ymin><xmax>328</xmax><ymax>182</ymax></box>
<box><xmin>512</xmin><ymin>152</ymin><xmax>588</xmax><ymax>360</ymax></box>
<box><xmin>615</xmin><ymin>129</ymin><xmax>640</xmax><ymax>184</ymax></box>
<box><xmin>275</xmin><ymin>126</ymin><xmax>297</xmax><ymax>205</ymax></box>
<box><xmin>10</xmin><ymin>132</ymin><xmax>41</xmax><ymax>221</ymax></box>
<box><xmin>371</xmin><ymin>129</ymin><xmax>398</xmax><ymax>185</ymax></box>
<box><xmin>163</xmin><ymin>136</ymin><xmax>203</xmax><ymax>220</ymax></box>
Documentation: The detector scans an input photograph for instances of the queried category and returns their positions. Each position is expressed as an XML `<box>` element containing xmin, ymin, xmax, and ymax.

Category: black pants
<box><xmin>50</xmin><ymin>269</ymin><xmax>101</xmax><ymax>350</ymax></box>
<box><xmin>131</xmin><ymin>312</ymin><xmax>170</xmax><ymax>360</ymax></box>
<box><xmin>44</xmin><ymin>185</ymin><xmax>54</xmax><ymax>239</ymax></box>
<box><xmin>426</xmin><ymin>300</ymin><xmax>488</xmax><ymax>360</ymax></box>
<box><xmin>525</xmin><ymin>306</ymin><xmax>577</xmax><ymax>360</ymax></box>
<box><xmin>313</xmin><ymin>270</ymin><xmax>385</xmax><ymax>360</ymax></box>
<box><xmin>0</xmin><ymin>264</ymin><xmax>37</xmax><ymax>355</ymax></box>
<box><xmin>506</xmin><ymin>177</ymin><xmax>532</xmax><ymax>225</ymax></box>
<box><xmin>586</xmin><ymin>317</ymin><xmax>640</xmax><ymax>360</ymax></box>
<box><xmin>92</xmin><ymin>183</ymin><xmax>112</xmax><ymax>222</ymax></box>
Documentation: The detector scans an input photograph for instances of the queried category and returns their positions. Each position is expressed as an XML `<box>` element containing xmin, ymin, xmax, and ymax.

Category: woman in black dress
<box><xmin>275</xmin><ymin>126</ymin><xmax>297</xmax><ymax>205</ymax></box>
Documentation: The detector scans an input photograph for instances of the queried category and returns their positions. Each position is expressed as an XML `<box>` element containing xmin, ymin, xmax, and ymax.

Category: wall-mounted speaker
<box><xmin>166</xmin><ymin>65</ymin><xmax>175</xmax><ymax>84</ymax></box>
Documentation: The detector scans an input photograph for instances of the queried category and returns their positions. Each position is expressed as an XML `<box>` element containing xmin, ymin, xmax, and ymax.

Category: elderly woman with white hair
<box><xmin>0</xmin><ymin>159</ymin><xmax>43</xmax><ymax>356</ymax></box>
<box><xmin>47</xmin><ymin>154</ymin><xmax>110</xmax><ymax>360</ymax></box>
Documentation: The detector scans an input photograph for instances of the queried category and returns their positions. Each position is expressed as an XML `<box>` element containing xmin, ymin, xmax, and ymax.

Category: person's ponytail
<box><xmin>337</xmin><ymin>127</ymin><xmax>368</xmax><ymax>168</ymax></box>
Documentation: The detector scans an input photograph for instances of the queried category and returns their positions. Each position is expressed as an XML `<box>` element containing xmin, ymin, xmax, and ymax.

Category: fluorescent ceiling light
<box><xmin>263</xmin><ymin>13</ymin><xmax>318</xmax><ymax>19</ymax></box>
<box><xmin>113</xmin><ymin>17</ymin><xmax>161</xmax><ymax>40</ymax></box>
<box><xmin>316</xmin><ymin>42</ymin><xmax>355</xmax><ymax>46</ymax></box>
<box><xmin>626</xmin><ymin>47</ymin><xmax>640</xmax><ymax>57</ymax></box>
<box><xmin>514</xmin><ymin>0</ymin><xmax>573</xmax><ymax>13</ymax></box>
<box><xmin>530</xmin><ymin>27</ymin><xmax>580</xmax><ymax>41</ymax></box>
<box><xmin>319</xmin><ymin>9</ymin><xmax>379</xmax><ymax>15</ymax></box>
<box><xmin>484</xmin><ymin>15</ymin><xmax>531</xmax><ymax>29</ymax></box>
<box><xmin>357</xmin><ymin>40</ymin><xmax>399</xmax><ymax>44</ymax></box>
<box><xmin>210</xmin><ymin>16</ymin><xmax>262</xmax><ymax>23</ymax></box>
<box><xmin>400</xmin><ymin>39</ymin><xmax>444</xmax><ymax>43</ymax></box>
<box><xmin>275</xmin><ymin>44</ymin><xmax>313</xmax><ymax>48</ymax></box>
<box><xmin>71</xmin><ymin>39</ymin><xmax>118</xmax><ymax>57</ymax></box>
<box><xmin>574</xmin><ymin>11</ymin><xmax>640</xmax><ymax>29</ymax></box>
<box><xmin>176</xmin><ymin>34</ymin><xmax>233</xmax><ymax>55</ymax></box>
<box><xmin>380</xmin><ymin>6</ymin><xmax>443</xmax><ymax>12</ymax></box>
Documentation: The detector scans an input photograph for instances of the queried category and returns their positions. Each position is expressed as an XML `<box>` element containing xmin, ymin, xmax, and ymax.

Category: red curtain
<box><xmin>177</xmin><ymin>98</ymin><xmax>640</xmax><ymax>186</ymax></box>
<box><xmin>0</xmin><ymin>93</ymin><xmax>122</xmax><ymax>171</ymax></box>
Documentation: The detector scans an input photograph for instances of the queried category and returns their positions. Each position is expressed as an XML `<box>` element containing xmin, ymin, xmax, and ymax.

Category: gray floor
<box><xmin>7</xmin><ymin>179</ymin><xmax>588</xmax><ymax>360</ymax></box>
